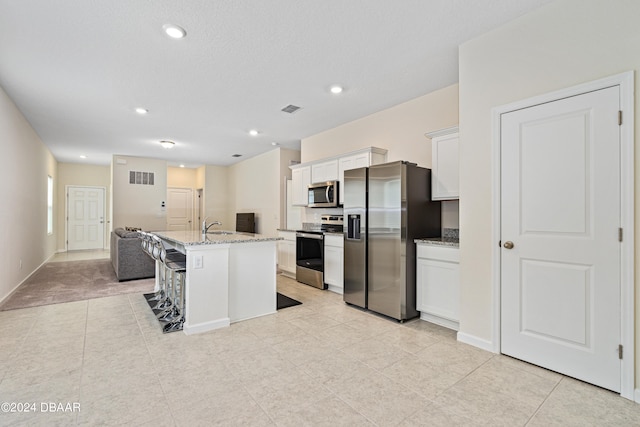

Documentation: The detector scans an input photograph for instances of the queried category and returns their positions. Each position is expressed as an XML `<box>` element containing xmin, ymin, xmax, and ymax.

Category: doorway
<box><xmin>66</xmin><ymin>186</ymin><xmax>106</xmax><ymax>251</ymax></box>
<box><xmin>492</xmin><ymin>72</ymin><xmax>634</xmax><ymax>399</ymax></box>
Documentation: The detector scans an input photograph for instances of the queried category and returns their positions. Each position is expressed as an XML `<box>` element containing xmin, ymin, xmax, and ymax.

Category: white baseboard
<box><xmin>231</xmin><ymin>311</ymin><xmax>277</xmax><ymax>324</ymax></box>
<box><xmin>279</xmin><ymin>271</ymin><xmax>296</xmax><ymax>279</ymax></box>
<box><xmin>457</xmin><ymin>331</ymin><xmax>497</xmax><ymax>353</ymax></box>
<box><xmin>0</xmin><ymin>252</ymin><xmax>56</xmax><ymax>305</ymax></box>
<box><xmin>420</xmin><ymin>312</ymin><xmax>459</xmax><ymax>331</ymax></box>
<box><xmin>633</xmin><ymin>389</ymin><xmax>640</xmax><ymax>403</ymax></box>
<box><xmin>183</xmin><ymin>317</ymin><xmax>230</xmax><ymax>335</ymax></box>
<box><xmin>327</xmin><ymin>285</ymin><xmax>343</xmax><ymax>295</ymax></box>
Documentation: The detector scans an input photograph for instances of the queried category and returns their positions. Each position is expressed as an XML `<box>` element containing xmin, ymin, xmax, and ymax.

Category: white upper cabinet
<box><xmin>291</xmin><ymin>165</ymin><xmax>311</xmax><ymax>206</ymax></box>
<box><xmin>338</xmin><ymin>148</ymin><xmax>387</xmax><ymax>204</ymax></box>
<box><xmin>311</xmin><ymin>159</ymin><xmax>338</xmax><ymax>183</ymax></box>
<box><xmin>290</xmin><ymin>147</ymin><xmax>387</xmax><ymax>206</ymax></box>
<box><xmin>426</xmin><ymin>126</ymin><xmax>459</xmax><ymax>200</ymax></box>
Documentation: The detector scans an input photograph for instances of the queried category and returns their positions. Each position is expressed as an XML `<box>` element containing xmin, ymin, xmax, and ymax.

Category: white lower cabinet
<box><xmin>277</xmin><ymin>231</ymin><xmax>296</xmax><ymax>278</ymax></box>
<box><xmin>416</xmin><ymin>243</ymin><xmax>460</xmax><ymax>331</ymax></box>
<box><xmin>323</xmin><ymin>234</ymin><xmax>344</xmax><ymax>294</ymax></box>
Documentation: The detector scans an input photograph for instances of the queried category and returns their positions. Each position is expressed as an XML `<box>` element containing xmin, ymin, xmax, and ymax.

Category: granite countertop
<box><xmin>414</xmin><ymin>228</ymin><xmax>459</xmax><ymax>248</ymax></box>
<box><xmin>414</xmin><ymin>237</ymin><xmax>460</xmax><ymax>248</ymax></box>
<box><xmin>154</xmin><ymin>230</ymin><xmax>282</xmax><ymax>246</ymax></box>
<box><xmin>277</xmin><ymin>228</ymin><xmax>298</xmax><ymax>233</ymax></box>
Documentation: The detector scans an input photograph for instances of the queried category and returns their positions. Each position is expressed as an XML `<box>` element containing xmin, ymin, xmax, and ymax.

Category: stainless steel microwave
<box><xmin>308</xmin><ymin>181</ymin><xmax>339</xmax><ymax>208</ymax></box>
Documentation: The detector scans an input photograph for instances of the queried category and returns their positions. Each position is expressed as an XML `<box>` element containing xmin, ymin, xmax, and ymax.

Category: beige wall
<box><xmin>278</xmin><ymin>148</ymin><xmax>302</xmax><ymax>228</ymax></box>
<box><xmin>458</xmin><ymin>0</ymin><xmax>640</xmax><ymax>379</ymax></box>
<box><xmin>301</xmin><ymin>84</ymin><xmax>459</xmax><ymax>167</ymax></box>
<box><xmin>0</xmin><ymin>85</ymin><xmax>57</xmax><ymax>302</ymax></box>
<box><xmin>111</xmin><ymin>155</ymin><xmax>168</xmax><ymax>231</ymax></box>
<box><xmin>301</xmin><ymin>84</ymin><xmax>460</xmax><ymax>229</ymax></box>
<box><xmin>56</xmin><ymin>163</ymin><xmax>110</xmax><ymax>251</ymax></box>
<box><xmin>168</xmin><ymin>166</ymin><xmax>197</xmax><ymax>188</ymax></box>
<box><xmin>201</xmin><ymin>165</ymin><xmax>231</xmax><ymax>229</ymax></box>
<box><xmin>227</xmin><ymin>148</ymin><xmax>294</xmax><ymax>236</ymax></box>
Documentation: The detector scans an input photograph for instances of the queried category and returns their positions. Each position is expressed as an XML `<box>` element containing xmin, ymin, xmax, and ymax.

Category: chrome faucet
<box><xmin>201</xmin><ymin>217</ymin><xmax>222</xmax><ymax>234</ymax></box>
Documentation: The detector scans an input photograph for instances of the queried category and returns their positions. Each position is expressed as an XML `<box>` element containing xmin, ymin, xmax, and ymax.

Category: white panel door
<box><xmin>167</xmin><ymin>188</ymin><xmax>194</xmax><ymax>231</ymax></box>
<box><xmin>67</xmin><ymin>186</ymin><xmax>105</xmax><ymax>250</ymax></box>
<box><xmin>501</xmin><ymin>86</ymin><xmax>621</xmax><ymax>392</ymax></box>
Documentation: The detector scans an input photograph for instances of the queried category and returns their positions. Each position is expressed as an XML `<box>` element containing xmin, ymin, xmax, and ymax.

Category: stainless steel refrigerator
<box><xmin>343</xmin><ymin>161</ymin><xmax>441</xmax><ymax>321</ymax></box>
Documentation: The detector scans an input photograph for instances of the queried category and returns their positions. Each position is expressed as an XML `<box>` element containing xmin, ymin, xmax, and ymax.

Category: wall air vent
<box><xmin>129</xmin><ymin>171</ymin><xmax>155</xmax><ymax>185</ymax></box>
<box><xmin>281</xmin><ymin>104</ymin><xmax>301</xmax><ymax>114</ymax></box>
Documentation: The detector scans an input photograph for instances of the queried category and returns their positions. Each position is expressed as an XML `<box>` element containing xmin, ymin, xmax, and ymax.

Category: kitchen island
<box><xmin>153</xmin><ymin>230</ymin><xmax>281</xmax><ymax>335</ymax></box>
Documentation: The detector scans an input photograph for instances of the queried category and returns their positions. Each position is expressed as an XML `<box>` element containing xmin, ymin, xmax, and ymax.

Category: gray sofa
<box><xmin>110</xmin><ymin>228</ymin><xmax>155</xmax><ymax>281</ymax></box>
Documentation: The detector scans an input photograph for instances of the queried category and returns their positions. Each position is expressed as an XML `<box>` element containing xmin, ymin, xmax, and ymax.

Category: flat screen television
<box><xmin>236</xmin><ymin>212</ymin><xmax>255</xmax><ymax>233</ymax></box>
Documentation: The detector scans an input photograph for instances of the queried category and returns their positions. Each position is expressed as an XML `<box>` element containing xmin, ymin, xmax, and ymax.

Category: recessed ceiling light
<box><xmin>163</xmin><ymin>24</ymin><xmax>186</xmax><ymax>39</ymax></box>
<box><xmin>330</xmin><ymin>85</ymin><xmax>344</xmax><ymax>94</ymax></box>
<box><xmin>179</xmin><ymin>164</ymin><xmax>185</xmax><ymax>168</ymax></box>
<box><xmin>80</xmin><ymin>155</ymin><xmax>87</xmax><ymax>159</ymax></box>
<box><xmin>249</xmin><ymin>129</ymin><xmax>259</xmax><ymax>136</ymax></box>
<box><xmin>271</xmin><ymin>142</ymin><xmax>279</xmax><ymax>146</ymax></box>
<box><xmin>159</xmin><ymin>140</ymin><xmax>175</xmax><ymax>149</ymax></box>
<box><xmin>135</xmin><ymin>108</ymin><xmax>148</xmax><ymax>115</ymax></box>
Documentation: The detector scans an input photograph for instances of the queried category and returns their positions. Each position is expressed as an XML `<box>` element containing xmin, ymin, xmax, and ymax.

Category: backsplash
<box><xmin>443</xmin><ymin>228</ymin><xmax>459</xmax><ymax>240</ymax></box>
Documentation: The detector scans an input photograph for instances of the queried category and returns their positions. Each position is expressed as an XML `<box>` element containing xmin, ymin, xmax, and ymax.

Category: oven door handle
<box><xmin>297</xmin><ymin>232</ymin><xmax>324</xmax><ymax>240</ymax></box>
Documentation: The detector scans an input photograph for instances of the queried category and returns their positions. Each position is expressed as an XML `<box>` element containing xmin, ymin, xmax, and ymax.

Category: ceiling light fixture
<box><xmin>80</xmin><ymin>155</ymin><xmax>87</xmax><ymax>159</ymax></box>
<box><xmin>135</xmin><ymin>108</ymin><xmax>148</xmax><ymax>115</ymax></box>
<box><xmin>249</xmin><ymin>129</ymin><xmax>259</xmax><ymax>136</ymax></box>
<box><xmin>271</xmin><ymin>142</ymin><xmax>279</xmax><ymax>146</ymax></box>
<box><xmin>179</xmin><ymin>164</ymin><xmax>185</xmax><ymax>168</ymax></box>
<box><xmin>163</xmin><ymin>24</ymin><xmax>186</xmax><ymax>39</ymax></box>
<box><xmin>159</xmin><ymin>140</ymin><xmax>175</xmax><ymax>149</ymax></box>
<box><xmin>330</xmin><ymin>85</ymin><xmax>344</xmax><ymax>94</ymax></box>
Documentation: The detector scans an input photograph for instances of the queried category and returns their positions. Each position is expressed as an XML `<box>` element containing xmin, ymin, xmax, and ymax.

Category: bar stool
<box><xmin>162</xmin><ymin>254</ymin><xmax>187</xmax><ymax>333</ymax></box>
<box><xmin>149</xmin><ymin>236</ymin><xmax>176</xmax><ymax>313</ymax></box>
<box><xmin>139</xmin><ymin>231</ymin><xmax>164</xmax><ymax>302</ymax></box>
<box><xmin>155</xmin><ymin>243</ymin><xmax>187</xmax><ymax>332</ymax></box>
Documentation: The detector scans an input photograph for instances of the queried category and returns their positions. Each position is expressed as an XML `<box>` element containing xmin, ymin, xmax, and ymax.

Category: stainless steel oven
<box><xmin>295</xmin><ymin>214</ymin><xmax>343</xmax><ymax>289</ymax></box>
<box><xmin>296</xmin><ymin>231</ymin><xmax>325</xmax><ymax>289</ymax></box>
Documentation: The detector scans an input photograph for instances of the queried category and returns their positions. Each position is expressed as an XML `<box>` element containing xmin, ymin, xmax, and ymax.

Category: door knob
<box><xmin>503</xmin><ymin>241</ymin><xmax>514</xmax><ymax>249</ymax></box>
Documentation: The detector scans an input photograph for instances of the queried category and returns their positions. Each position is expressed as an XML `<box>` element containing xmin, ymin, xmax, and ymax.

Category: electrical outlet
<box><xmin>193</xmin><ymin>255</ymin><xmax>203</xmax><ymax>269</ymax></box>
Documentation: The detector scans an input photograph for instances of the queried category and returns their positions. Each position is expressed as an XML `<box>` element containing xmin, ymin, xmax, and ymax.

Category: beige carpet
<box><xmin>0</xmin><ymin>259</ymin><xmax>155</xmax><ymax>311</ymax></box>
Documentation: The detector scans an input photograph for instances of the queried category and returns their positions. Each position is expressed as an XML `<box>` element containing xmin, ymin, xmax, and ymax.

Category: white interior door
<box><xmin>67</xmin><ymin>186</ymin><xmax>105</xmax><ymax>250</ymax></box>
<box><xmin>167</xmin><ymin>188</ymin><xmax>194</xmax><ymax>231</ymax></box>
<box><xmin>500</xmin><ymin>86</ymin><xmax>621</xmax><ymax>392</ymax></box>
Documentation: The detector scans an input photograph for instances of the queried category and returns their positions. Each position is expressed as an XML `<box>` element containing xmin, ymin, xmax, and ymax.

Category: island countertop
<box><xmin>154</xmin><ymin>230</ymin><xmax>282</xmax><ymax>247</ymax></box>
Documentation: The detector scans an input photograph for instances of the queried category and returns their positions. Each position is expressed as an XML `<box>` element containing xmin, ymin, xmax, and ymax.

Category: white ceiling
<box><xmin>0</xmin><ymin>0</ymin><xmax>552</xmax><ymax>167</ymax></box>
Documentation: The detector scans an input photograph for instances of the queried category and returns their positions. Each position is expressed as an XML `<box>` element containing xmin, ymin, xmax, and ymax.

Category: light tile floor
<box><xmin>1</xmin><ymin>274</ymin><xmax>640</xmax><ymax>426</ymax></box>
<box><xmin>49</xmin><ymin>249</ymin><xmax>110</xmax><ymax>263</ymax></box>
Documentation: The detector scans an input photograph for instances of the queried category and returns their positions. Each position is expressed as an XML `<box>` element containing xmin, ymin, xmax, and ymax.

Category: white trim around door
<box><xmin>490</xmin><ymin>71</ymin><xmax>635</xmax><ymax>400</ymax></box>
<box><xmin>65</xmin><ymin>185</ymin><xmax>108</xmax><ymax>251</ymax></box>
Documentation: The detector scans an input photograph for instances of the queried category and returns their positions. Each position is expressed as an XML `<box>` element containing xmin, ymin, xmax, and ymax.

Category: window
<box><xmin>47</xmin><ymin>175</ymin><xmax>53</xmax><ymax>235</ymax></box>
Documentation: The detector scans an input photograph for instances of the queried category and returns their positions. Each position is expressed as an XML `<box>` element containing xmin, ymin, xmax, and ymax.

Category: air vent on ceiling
<box><xmin>281</xmin><ymin>104</ymin><xmax>301</xmax><ymax>114</ymax></box>
<box><xmin>232</xmin><ymin>154</ymin><xmax>242</xmax><ymax>158</ymax></box>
